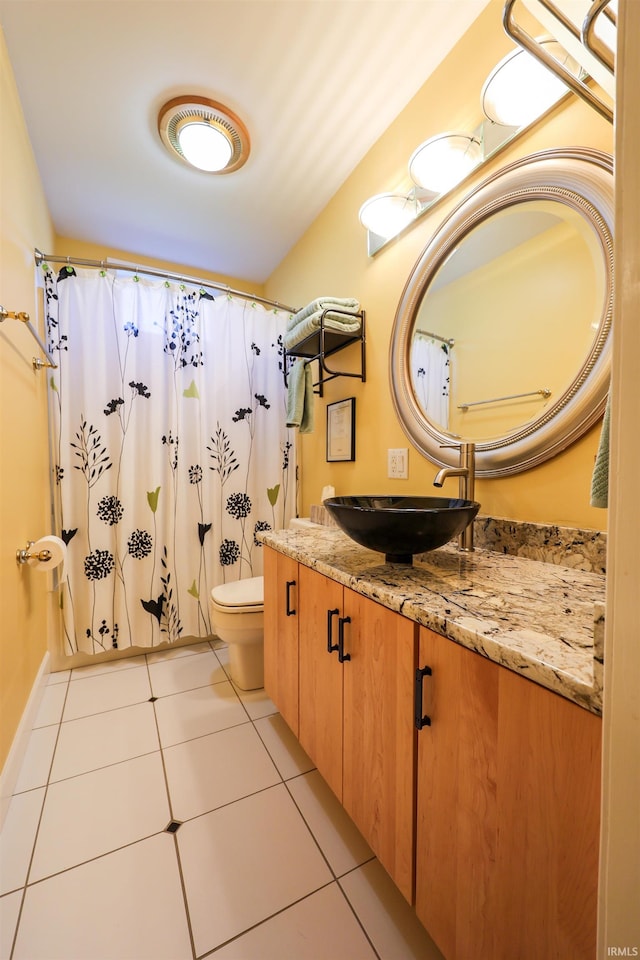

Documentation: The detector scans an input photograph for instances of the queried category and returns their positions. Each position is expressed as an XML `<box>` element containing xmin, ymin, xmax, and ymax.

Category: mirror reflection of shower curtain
<box><xmin>410</xmin><ymin>333</ymin><xmax>451</xmax><ymax>430</ymax></box>
<box><xmin>44</xmin><ymin>266</ymin><xmax>295</xmax><ymax>656</ymax></box>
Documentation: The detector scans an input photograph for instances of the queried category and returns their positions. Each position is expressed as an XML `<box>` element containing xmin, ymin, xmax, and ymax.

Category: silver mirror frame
<box><xmin>390</xmin><ymin>147</ymin><xmax>613</xmax><ymax>477</ymax></box>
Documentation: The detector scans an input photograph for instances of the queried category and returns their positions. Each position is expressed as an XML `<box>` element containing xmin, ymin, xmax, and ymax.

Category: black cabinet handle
<box><xmin>327</xmin><ymin>608</ymin><xmax>339</xmax><ymax>653</ymax></box>
<box><xmin>338</xmin><ymin>616</ymin><xmax>351</xmax><ymax>663</ymax></box>
<box><xmin>415</xmin><ymin>665</ymin><xmax>432</xmax><ymax>729</ymax></box>
<box><xmin>285</xmin><ymin>580</ymin><xmax>296</xmax><ymax>616</ymax></box>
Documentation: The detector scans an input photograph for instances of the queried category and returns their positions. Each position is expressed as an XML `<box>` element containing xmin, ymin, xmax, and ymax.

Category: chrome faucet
<box><xmin>433</xmin><ymin>442</ymin><xmax>476</xmax><ymax>551</ymax></box>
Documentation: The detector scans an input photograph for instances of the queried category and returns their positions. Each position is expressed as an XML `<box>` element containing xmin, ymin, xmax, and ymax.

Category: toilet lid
<box><xmin>211</xmin><ymin>575</ymin><xmax>264</xmax><ymax>608</ymax></box>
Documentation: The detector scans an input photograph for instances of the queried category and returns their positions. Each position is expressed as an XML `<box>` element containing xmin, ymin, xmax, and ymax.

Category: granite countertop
<box><xmin>260</xmin><ymin>525</ymin><xmax>605</xmax><ymax>715</ymax></box>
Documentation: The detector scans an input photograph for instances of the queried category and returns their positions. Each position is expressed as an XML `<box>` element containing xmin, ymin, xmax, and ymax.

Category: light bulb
<box><xmin>409</xmin><ymin>134</ymin><xmax>482</xmax><ymax>195</ymax></box>
<box><xmin>177</xmin><ymin>121</ymin><xmax>233</xmax><ymax>172</ymax></box>
<box><xmin>482</xmin><ymin>43</ymin><xmax>581</xmax><ymax>127</ymax></box>
<box><xmin>358</xmin><ymin>194</ymin><xmax>417</xmax><ymax>238</ymax></box>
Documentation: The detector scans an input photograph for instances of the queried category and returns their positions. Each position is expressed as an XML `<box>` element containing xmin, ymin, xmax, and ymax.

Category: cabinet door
<box><xmin>298</xmin><ymin>565</ymin><xmax>344</xmax><ymax>799</ymax></box>
<box><xmin>494</xmin><ymin>667</ymin><xmax>601</xmax><ymax>960</ymax></box>
<box><xmin>415</xmin><ymin>626</ymin><xmax>500</xmax><ymax>960</ymax></box>
<box><xmin>263</xmin><ymin>547</ymin><xmax>299</xmax><ymax>735</ymax></box>
<box><xmin>416</xmin><ymin>626</ymin><xmax>602</xmax><ymax>960</ymax></box>
<box><xmin>342</xmin><ymin>588</ymin><xmax>417</xmax><ymax>903</ymax></box>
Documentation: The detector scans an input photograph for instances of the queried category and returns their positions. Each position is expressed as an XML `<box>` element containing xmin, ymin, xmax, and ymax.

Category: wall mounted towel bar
<box><xmin>458</xmin><ymin>388</ymin><xmax>551</xmax><ymax>411</ymax></box>
<box><xmin>0</xmin><ymin>305</ymin><xmax>58</xmax><ymax>370</ymax></box>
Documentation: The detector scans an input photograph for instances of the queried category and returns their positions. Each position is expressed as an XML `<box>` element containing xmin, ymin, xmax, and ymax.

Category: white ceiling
<box><xmin>0</xmin><ymin>0</ymin><xmax>493</xmax><ymax>284</ymax></box>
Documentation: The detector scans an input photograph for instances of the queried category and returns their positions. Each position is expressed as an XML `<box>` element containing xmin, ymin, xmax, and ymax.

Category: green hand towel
<box><xmin>286</xmin><ymin>359</ymin><xmax>314</xmax><ymax>434</ymax></box>
<box><xmin>590</xmin><ymin>395</ymin><xmax>610</xmax><ymax>508</ymax></box>
<box><xmin>300</xmin><ymin>362</ymin><xmax>314</xmax><ymax>434</ymax></box>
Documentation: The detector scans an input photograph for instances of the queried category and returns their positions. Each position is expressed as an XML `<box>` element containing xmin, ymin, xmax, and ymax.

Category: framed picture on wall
<box><xmin>326</xmin><ymin>397</ymin><xmax>356</xmax><ymax>462</ymax></box>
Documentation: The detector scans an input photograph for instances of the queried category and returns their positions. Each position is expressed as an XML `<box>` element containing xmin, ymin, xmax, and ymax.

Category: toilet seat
<box><xmin>210</xmin><ymin>575</ymin><xmax>264</xmax><ymax>615</ymax></box>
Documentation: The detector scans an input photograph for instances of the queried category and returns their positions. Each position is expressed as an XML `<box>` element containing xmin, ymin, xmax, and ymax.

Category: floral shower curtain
<box><xmin>44</xmin><ymin>266</ymin><xmax>295</xmax><ymax>656</ymax></box>
<box><xmin>410</xmin><ymin>333</ymin><xmax>451</xmax><ymax>430</ymax></box>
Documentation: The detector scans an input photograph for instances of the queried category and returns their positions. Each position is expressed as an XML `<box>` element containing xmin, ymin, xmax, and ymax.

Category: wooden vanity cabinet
<box><xmin>265</xmin><ymin>547</ymin><xmax>601</xmax><ymax>958</ymax></box>
<box><xmin>297</xmin><ymin>562</ymin><xmax>345</xmax><ymax>797</ymax></box>
<box><xmin>298</xmin><ymin>563</ymin><xmax>417</xmax><ymax>902</ymax></box>
<box><xmin>415</xmin><ymin>625</ymin><xmax>601</xmax><ymax>960</ymax></box>
<box><xmin>263</xmin><ymin>548</ymin><xmax>300</xmax><ymax>735</ymax></box>
<box><xmin>341</xmin><ymin>584</ymin><xmax>417</xmax><ymax>901</ymax></box>
<box><xmin>415</xmin><ymin>624</ymin><xmax>499</xmax><ymax>960</ymax></box>
<box><xmin>264</xmin><ymin>548</ymin><xmax>417</xmax><ymax>902</ymax></box>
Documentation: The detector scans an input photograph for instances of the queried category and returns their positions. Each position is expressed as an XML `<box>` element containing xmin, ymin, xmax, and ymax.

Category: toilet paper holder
<box><xmin>16</xmin><ymin>541</ymin><xmax>52</xmax><ymax>566</ymax></box>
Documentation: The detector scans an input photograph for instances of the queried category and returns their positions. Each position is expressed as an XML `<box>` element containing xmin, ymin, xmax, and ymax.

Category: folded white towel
<box><xmin>284</xmin><ymin>309</ymin><xmax>362</xmax><ymax>350</ymax></box>
<box><xmin>286</xmin><ymin>297</ymin><xmax>360</xmax><ymax>332</ymax></box>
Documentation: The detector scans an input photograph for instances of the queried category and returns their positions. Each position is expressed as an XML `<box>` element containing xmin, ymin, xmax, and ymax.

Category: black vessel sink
<box><xmin>323</xmin><ymin>496</ymin><xmax>480</xmax><ymax>564</ymax></box>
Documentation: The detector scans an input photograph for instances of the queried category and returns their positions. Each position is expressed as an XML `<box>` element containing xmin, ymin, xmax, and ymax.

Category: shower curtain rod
<box><xmin>34</xmin><ymin>250</ymin><xmax>297</xmax><ymax>314</ymax></box>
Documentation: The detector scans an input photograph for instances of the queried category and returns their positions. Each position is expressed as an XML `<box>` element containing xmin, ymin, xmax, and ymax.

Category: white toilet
<box><xmin>209</xmin><ymin>575</ymin><xmax>264</xmax><ymax>690</ymax></box>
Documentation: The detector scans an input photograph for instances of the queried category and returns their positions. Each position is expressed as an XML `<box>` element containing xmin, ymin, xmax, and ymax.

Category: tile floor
<box><xmin>0</xmin><ymin>640</ymin><xmax>444</xmax><ymax>960</ymax></box>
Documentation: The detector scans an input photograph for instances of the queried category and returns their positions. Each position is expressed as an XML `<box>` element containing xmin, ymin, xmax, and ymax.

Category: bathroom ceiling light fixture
<box><xmin>358</xmin><ymin>193</ymin><xmax>420</xmax><ymax>240</ymax></box>
<box><xmin>158</xmin><ymin>96</ymin><xmax>250</xmax><ymax>174</ymax></box>
<box><xmin>481</xmin><ymin>41</ymin><xmax>582</xmax><ymax>128</ymax></box>
<box><xmin>408</xmin><ymin>133</ymin><xmax>483</xmax><ymax>195</ymax></box>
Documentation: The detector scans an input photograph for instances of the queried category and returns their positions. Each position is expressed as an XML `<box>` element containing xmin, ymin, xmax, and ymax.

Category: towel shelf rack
<box><xmin>284</xmin><ymin>310</ymin><xmax>366</xmax><ymax>397</ymax></box>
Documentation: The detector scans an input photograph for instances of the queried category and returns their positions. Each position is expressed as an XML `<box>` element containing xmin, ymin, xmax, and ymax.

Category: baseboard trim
<box><xmin>0</xmin><ymin>651</ymin><xmax>50</xmax><ymax>832</ymax></box>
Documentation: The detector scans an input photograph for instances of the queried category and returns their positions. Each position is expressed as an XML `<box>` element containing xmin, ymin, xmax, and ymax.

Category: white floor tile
<box><xmin>148</xmin><ymin>648</ymin><xmax>224</xmax><ymax>697</ymax></box>
<box><xmin>340</xmin><ymin>860</ymin><xmax>445</xmax><ymax>960</ymax></box>
<box><xmin>13</xmin><ymin>834</ymin><xmax>191</xmax><ymax>960</ymax></box>
<box><xmin>30</xmin><ymin>752</ymin><xmax>170</xmax><ymax>882</ymax></box>
<box><xmin>0</xmin><ymin>789</ymin><xmax>45</xmax><ymax>895</ymax></box>
<box><xmin>70</xmin><ymin>653</ymin><xmax>147</xmax><ymax>680</ymax></box>
<box><xmin>13</xmin><ymin>725</ymin><xmax>58</xmax><ymax>794</ymax></box>
<box><xmin>178</xmin><ymin>783</ymin><xmax>332</xmax><ymax>956</ymax></box>
<box><xmin>47</xmin><ymin>670</ymin><xmax>70</xmax><ymax>685</ymax></box>
<box><xmin>153</xmin><ymin>679</ymin><xmax>248</xmax><ymax>748</ymax></box>
<box><xmin>254</xmin><ymin>713</ymin><xmax>315</xmax><ymax>780</ymax></box>
<box><xmin>0</xmin><ymin>889</ymin><xmax>22</xmax><ymax>958</ymax></box>
<box><xmin>7</xmin><ymin>649</ymin><xmax>445</xmax><ymax>960</ymax></box>
<box><xmin>50</xmin><ymin>701</ymin><xmax>159</xmax><ymax>782</ymax></box>
<box><xmin>63</xmin><ymin>664</ymin><xmax>151</xmax><ymax>721</ymax></box>
<box><xmin>145</xmin><ymin>640</ymin><xmax>214</xmax><ymax>664</ymax></box>
<box><xmin>230</xmin><ymin>681</ymin><xmax>278</xmax><ymax>721</ymax></box>
<box><xmin>163</xmin><ymin>723</ymin><xmax>280</xmax><ymax>821</ymax></box>
<box><xmin>32</xmin><ymin>684</ymin><xmax>66</xmax><ymax>728</ymax></box>
<box><xmin>214</xmin><ymin>883</ymin><xmax>378</xmax><ymax>959</ymax></box>
<box><xmin>288</xmin><ymin>770</ymin><xmax>374</xmax><ymax>877</ymax></box>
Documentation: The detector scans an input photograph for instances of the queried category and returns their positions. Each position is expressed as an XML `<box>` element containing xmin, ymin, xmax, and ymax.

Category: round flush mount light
<box><xmin>158</xmin><ymin>96</ymin><xmax>250</xmax><ymax>173</ymax></box>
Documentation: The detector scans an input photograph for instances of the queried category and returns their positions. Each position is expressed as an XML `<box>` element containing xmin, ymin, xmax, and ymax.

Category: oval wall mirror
<box><xmin>390</xmin><ymin>147</ymin><xmax>613</xmax><ymax>477</ymax></box>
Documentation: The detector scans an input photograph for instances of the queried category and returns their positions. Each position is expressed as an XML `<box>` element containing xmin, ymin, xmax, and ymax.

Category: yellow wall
<box><xmin>423</xmin><ymin>216</ymin><xmax>602</xmax><ymax>439</ymax></box>
<box><xmin>265</xmin><ymin>1</ymin><xmax>613</xmax><ymax>530</ymax></box>
<box><xmin>0</xmin><ymin>27</ymin><xmax>54</xmax><ymax>771</ymax></box>
<box><xmin>53</xmin><ymin>236</ymin><xmax>266</xmax><ymax>300</ymax></box>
